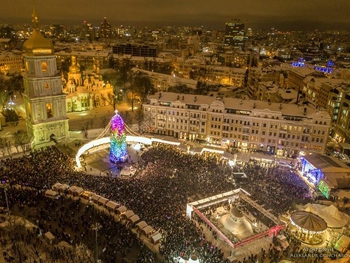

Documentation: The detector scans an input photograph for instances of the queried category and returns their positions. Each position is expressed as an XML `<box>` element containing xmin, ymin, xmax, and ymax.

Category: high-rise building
<box><xmin>224</xmin><ymin>20</ymin><xmax>245</xmax><ymax>50</ymax></box>
<box><xmin>99</xmin><ymin>17</ymin><xmax>112</xmax><ymax>41</ymax></box>
<box><xmin>81</xmin><ymin>20</ymin><xmax>95</xmax><ymax>42</ymax></box>
<box><xmin>22</xmin><ymin>6</ymin><xmax>69</xmax><ymax>148</ymax></box>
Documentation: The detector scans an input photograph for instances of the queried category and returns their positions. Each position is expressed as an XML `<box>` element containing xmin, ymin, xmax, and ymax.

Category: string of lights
<box><xmin>109</xmin><ymin>110</ymin><xmax>128</xmax><ymax>163</ymax></box>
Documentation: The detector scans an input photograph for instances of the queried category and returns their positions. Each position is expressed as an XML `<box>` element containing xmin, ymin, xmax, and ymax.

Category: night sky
<box><xmin>1</xmin><ymin>0</ymin><xmax>350</xmax><ymax>30</ymax></box>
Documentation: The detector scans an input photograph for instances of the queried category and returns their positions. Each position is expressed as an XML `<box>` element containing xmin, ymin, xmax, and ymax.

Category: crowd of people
<box><xmin>0</xmin><ymin>144</ymin><xmax>314</xmax><ymax>262</ymax></box>
<box><xmin>238</xmin><ymin>161</ymin><xmax>312</xmax><ymax>217</ymax></box>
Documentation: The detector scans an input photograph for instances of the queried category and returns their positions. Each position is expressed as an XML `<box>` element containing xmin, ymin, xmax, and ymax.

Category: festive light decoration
<box><xmin>291</xmin><ymin>58</ymin><xmax>306</xmax><ymax>67</ymax></box>
<box><xmin>109</xmin><ymin>110</ymin><xmax>128</xmax><ymax>163</ymax></box>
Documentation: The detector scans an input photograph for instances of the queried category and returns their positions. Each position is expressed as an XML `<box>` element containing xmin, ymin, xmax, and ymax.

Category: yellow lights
<box><xmin>33</xmin><ymin>49</ymin><xmax>53</xmax><ymax>55</ymax></box>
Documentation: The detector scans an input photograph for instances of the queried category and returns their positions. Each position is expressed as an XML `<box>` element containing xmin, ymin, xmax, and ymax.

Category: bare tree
<box><xmin>139</xmin><ymin>110</ymin><xmax>153</xmax><ymax>133</ymax></box>
<box><xmin>13</xmin><ymin>129</ymin><xmax>31</xmax><ymax>154</ymax></box>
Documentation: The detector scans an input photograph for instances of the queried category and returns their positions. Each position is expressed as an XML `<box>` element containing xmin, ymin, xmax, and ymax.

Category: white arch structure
<box><xmin>75</xmin><ymin>135</ymin><xmax>181</xmax><ymax>168</ymax></box>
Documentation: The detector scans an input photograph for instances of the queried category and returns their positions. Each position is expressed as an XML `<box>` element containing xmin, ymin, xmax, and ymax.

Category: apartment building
<box><xmin>218</xmin><ymin>50</ymin><xmax>250</xmax><ymax>68</ymax></box>
<box><xmin>247</xmin><ymin>67</ymin><xmax>286</xmax><ymax>99</ymax></box>
<box><xmin>144</xmin><ymin>92</ymin><xmax>331</xmax><ymax>157</ymax></box>
<box><xmin>130</xmin><ymin>68</ymin><xmax>197</xmax><ymax>91</ymax></box>
<box><xmin>0</xmin><ymin>52</ymin><xmax>23</xmax><ymax>73</ymax></box>
<box><xmin>336</xmin><ymin>91</ymin><xmax>350</xmax><ymax>143</ymax></box>
<box><xmin>174</xmin><ymin>58</ymin><xmax>246</xmax><ymax>87</ymax></box>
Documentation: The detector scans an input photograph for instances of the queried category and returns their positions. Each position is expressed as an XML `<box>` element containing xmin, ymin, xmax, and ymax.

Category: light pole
<box><xmin>91</xmin><ymin>222</ymin><xmax>102</xmax><ymax>263</ymax></box>
<box><xmin>131</xmin><ymin>75</ymin><xmax>135</xmax><ymax>112</ymax></box>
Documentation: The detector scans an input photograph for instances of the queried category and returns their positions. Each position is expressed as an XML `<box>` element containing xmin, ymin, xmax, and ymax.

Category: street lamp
<box><xmin>131</xmin><ymin>77</ymin><xmax>135</xmax><ymax>112</ymax></box>
<box><xmin>91</xmin><ymin>222</ymin><xmax>102</xmax><ymax>263</ymax></box>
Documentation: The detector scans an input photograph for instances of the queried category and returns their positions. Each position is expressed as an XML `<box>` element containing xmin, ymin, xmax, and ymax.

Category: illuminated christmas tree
<box><xmin>109</xmin><ymin>110</ymin><xmax>128</xmax><ymax>163</ymax></box>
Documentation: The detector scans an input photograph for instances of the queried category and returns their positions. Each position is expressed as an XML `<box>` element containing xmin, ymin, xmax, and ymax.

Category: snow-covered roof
<box><xmin>148</xmin><ymin>92</ymin><xmax>330</xmax><ymax>119</ymax></box>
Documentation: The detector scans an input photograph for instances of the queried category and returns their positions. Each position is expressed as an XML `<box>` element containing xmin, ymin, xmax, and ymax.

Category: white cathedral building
<box><xmin>62</xmin><ymin>55</ymin><xmax>114</xmax><ymax>112</ymax></box>
<box><xmin>22</xmin><ymin>7</ymin><xmax>69</xmax><ymax>148</ymax></box>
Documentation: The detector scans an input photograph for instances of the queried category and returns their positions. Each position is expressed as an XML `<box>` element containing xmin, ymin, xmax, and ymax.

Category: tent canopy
<box><xmin>59</xmin><ymin>184</ymin><xmax>70</xmax><ymax>191</ymax></box>
<box><xmin>142</xmin><ymin>225</ymin><xmax>154</xmax><ymax>235</ymax></box>
<box><xmin>117</xmin><ymin>206</ymin><xmax>127</xmax><ymax>213</ymax></box>
<box><xmin>151</xmin><ymin>232</ymin><xmax>162</xmax><ymax>244</ymax></box>
<box><xmin>124</xmin><ymin>210</ymin><xmax>134</xmax><ymax>218</ymax></box>
<box><xmin>91</xmin><ymin>194</ymin><xmax>101</xmax><ymax>201</ymax></box>
<box><xmin>45</xmin><ymin>232</ymin><xmax>55</xmax><ymax>241</ymax></box>
<box><xmin>129</xmin><ymin>214</ymin><xmax>140</xmax><ymax>224</ymax></box>
<box><xmin>303</xmin><ymin>203</ymin><xmax>349</xmax><ymax>228</ymax></box>
<box><xmin>97</xmin><ymin>197</ymin><xmax>108</xmax><ymax>205</ymax></box>
<box><xmin>136</xmin><ymin>221</ymin><xmax>147</xmax><ymax>230</ymax></box>
<box><xmin>52</xmin><ymin>183</ymin><xmax>61</xmax><ymax>190</ymax></box>
<box><xmin>106</xmin><ymin>201</ymin><xmax>119</xmax><ymax>210</ymax></box>
<box><xmin>291</xmin><ymin>211</ymin><xmax>327</xmax><ymax>232</ymax></box>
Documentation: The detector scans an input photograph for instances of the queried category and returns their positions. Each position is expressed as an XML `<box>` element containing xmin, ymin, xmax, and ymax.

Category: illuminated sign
<box><xmin>318</xmin><ymin>180</ymin><xmax>330</xmax><ymax>199</ymax></box>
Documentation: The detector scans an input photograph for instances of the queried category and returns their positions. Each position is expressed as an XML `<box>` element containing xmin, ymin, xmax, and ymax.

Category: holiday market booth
<box><xmin>290</xmin><ymin>211</ymin><xmax>327</xmax><ymax>245</ymax></box>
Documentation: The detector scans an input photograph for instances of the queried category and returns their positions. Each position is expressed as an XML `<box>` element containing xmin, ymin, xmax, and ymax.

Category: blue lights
<box><xmin>291</xmin><ymin>58</ymin><xmax>306</xmax><ymax>67</ymax></box>
<box><xmin>109</xmin><ymin>111</ymin><xmax>128</xmax><ymax>163</ymax></box>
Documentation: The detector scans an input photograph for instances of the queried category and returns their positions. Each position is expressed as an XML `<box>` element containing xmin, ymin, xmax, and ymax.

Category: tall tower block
<box><xmin>22</xmin><ymin>6</ymin><xmax>69</xmax><ymax>148</ymax></box>
<box><xmin>224</xmin><ymin>20</ymin><xmax>245</xmax><ymax>50</ymax></box>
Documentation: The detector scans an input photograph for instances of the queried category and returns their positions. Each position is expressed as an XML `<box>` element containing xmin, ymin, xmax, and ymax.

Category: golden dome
<box><xmin>69</xmin><ymin>56</ymin><xmax>80</xmax><ymax>73</ymax></box>
<box><xmin>23</xmin><ymin>5</ymin><xmax>54</xmax><ymax>56</ymax></box>
<box><xmin>23</xmin><ymin>29</ymin><xmax>54</xmax><ymax>55</ymax></box>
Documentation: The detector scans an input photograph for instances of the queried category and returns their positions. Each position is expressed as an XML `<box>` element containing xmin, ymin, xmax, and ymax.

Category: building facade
<box><xmin>112</xmin><ymin>44</ymin><xmax>157</xmax><ymax>57</ymax></box>
<box><xmin>62</xmin><ymin>56</ymin><xmax>114</xmax><ymax>112</ymax></box>
<box><xmin>224</xmin><ymin>21</ymin><xmax>245</xmax><ymax>50</ymax></box>
<box><xmin>0</xmin><ymin>52</ymin><xmax>23</xmax><ymax>73</ymax></box>
<box><xmin>144</xmin><ymin>92</ymin><xmax>331</xmax><ymax>157</ymax></box>
<box><xmin>99</xmin><ymin>17</ymin><xmax>112</xmax><ymax>41</ymax></box>
<box><xmin>56</xmin><ymin>50</ymin><xmax>110</xmax><ymax>72</ymax></box>
<box><xmin>22</xmin><ymin>7</ymin><xmax>69</xmax><ymax>148</ymax></box>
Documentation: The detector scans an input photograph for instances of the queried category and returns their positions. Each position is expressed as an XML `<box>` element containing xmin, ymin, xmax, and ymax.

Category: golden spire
<box><xmin>31</xmin><ymin>1</ymin><xmax>39</xmax><ymax>30</ymax></box>
<box><xmin>23</xmin><ymin>1</ymin><xmax>54</xmax><ymax>56</ymax></box>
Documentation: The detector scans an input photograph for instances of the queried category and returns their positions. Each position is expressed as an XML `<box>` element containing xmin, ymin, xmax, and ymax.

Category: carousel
<box><xmin>289</xmin><ymin>211</ymin><xmax>327</xmax><ymax>245</ymax></box>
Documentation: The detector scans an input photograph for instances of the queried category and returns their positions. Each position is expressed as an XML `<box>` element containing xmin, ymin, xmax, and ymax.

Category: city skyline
<box><xmin>1</xmin><ymin>0</ymin><xmax>350</xmax><ymax>31</ymax></box>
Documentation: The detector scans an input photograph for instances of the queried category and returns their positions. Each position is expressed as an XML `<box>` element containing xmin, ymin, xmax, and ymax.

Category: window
<box><xmin>46</xmin><ymin>103</ymin><xmax>53</xmax><ymax>118</ymax></box>
<box><xmin>41</xmin><ymin>61</ymin><xmax>48</xmax><ymax>72</ymax></box>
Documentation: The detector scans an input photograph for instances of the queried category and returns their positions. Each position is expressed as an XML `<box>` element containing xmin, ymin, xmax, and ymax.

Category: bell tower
<box><xmin>22</xmin><ymin>5</ymin><xmax>69</xmax><ymax>148</ymax></box>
